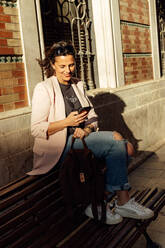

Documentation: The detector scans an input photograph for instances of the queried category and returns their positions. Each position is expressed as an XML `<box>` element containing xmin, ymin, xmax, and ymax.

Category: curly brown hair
<box><xmin>37</xmin><ymin>41</ymin><xmax>75</xmax><ymax>78</ymax></box>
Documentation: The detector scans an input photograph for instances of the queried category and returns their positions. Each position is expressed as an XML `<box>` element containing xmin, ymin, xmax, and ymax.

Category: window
<box><xmin>40</xmin><ymin>0</ymin><xmax>96</xmax><ymax>89</ymax></box>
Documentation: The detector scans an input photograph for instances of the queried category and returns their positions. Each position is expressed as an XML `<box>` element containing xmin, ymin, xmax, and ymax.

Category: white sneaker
<box><xmin>85</xmin><ymin>204</ymin><xmax>123</xmax><ymax>225</ymax></box>
<box><xmin>115</xmin><ymin>198</ymin><xmax>154</xmax><ymax>220</ymax></box>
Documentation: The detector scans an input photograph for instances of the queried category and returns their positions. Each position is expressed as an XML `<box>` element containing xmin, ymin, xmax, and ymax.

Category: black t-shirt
<box><xmin>59</xmin><ymin>82</ymin><xmax>83</xmax><ymax>135</ymax></box>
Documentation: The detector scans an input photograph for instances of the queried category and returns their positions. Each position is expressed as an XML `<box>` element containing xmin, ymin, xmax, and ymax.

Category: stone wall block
<box><xmin>0</xmin><ymin>135</ymin><xmax>9</xmax><ymax>157</ymax></box>
<box><xmin>137</xmin><ymin>90</ymin><xmax>160</xmax><ymax>106</ymax></box>
<box><xmin>9</xmin><ymin>149</ymin><xmax>33</xmax><ymax>182</ymax></box>
<box><xmin>0</xmin><ymin>149</ymin><xmax>33</xmax><ymax>187</ymax></box>
<box><xmin>159</xmin><ymin>80</ymin><xmax>165</xmax><ymax>87</ymax></box>
<box><xmin>0</xmin><ymin>114</ymin><xmax>31</xmax><ymax>135</ymax></box>
<box><xmin>118</xmin><ymin>95</ymin><xmax>137</xmax><ymax>111</ymax></box>
<box><xmin>151</xmin><ymin>90</ymin><xmax>160</xmax><ymax>101</ymax></box>
<box><xmin>30</xmin><ymin>133</ymin><xmax>34</xmax><ymax>148</ymax></box>
<box><xmin>116</xmin><ymin>82</ymin><xmax>159</xmax><ymax>98</ymax></box>
<box><xmin>160</xmin><ymin>87</ymin><xmax>165</xmax><ymax>98</ymax></box>
<box><xmin>123</xmin><ymin>107</ymin><xmax>148</xmax><ymax>150</ymax></box>
<box><xmin>0</xmin><ymin>158</ymin><xmax>10</xmax><ymax>186</ymax></box>
<box><xmin>88</xmin><ymin>92</ymin><xmax>119</xmax><ymax>108</ymax></box>
<box><xmin>160</xmin><ymin>99</ymin><xmax>165</xmax><ymax>135</ymax></box>
<box><xmin>4</xmin><ymin>128</ymin><xmax>31</xmax><ymax>156</ymax></box>
<box><xmin>146</xmin><ymin>101</ymin><xmax>163</xmax><ymax>145</ymax></box>
<box><xmin>134</xmin><ymin>82</ymin><xmax>159</xmax><ymax>93</ymax></box>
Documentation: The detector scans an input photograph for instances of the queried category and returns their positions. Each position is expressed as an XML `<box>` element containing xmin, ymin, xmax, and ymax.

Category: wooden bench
<box><xmin>0</xmin><ymin>169</ymin><xmax>164</xmax><ymax>248</ymax></box>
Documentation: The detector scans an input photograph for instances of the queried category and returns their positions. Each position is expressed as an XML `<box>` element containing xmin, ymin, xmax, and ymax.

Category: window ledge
<box><xmin>0</xmin><ymin>106</ymin><xmax>32</xmax><ymax>120</ymax></box>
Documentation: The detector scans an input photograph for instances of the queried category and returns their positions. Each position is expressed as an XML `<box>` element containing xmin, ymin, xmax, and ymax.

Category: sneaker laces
<box><xmin>107</xmin><ymin>208</ymin><xmax>115</xmax><ymax>217</ymax></box>
<box><xmin>107</xmin><ymin>203</ymin><xmax>117</xmax><ymax>216</ymax></box>
<box><xmin>128</xmin><ymin>198</ymin><xmax>146</xmax><ymax>212</ymax></box>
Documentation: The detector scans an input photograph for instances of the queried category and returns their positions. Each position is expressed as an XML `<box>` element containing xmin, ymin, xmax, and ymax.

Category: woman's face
<box><xmin>52</xmin><ymin>55</ymin><xmax>75</xmax><ymax>84</ymax></box>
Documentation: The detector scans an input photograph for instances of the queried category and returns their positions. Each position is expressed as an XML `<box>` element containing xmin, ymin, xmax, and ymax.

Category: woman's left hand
<box><xmin>73</xmin><ymin>128</ymin><xmax>88</xmax><ymax>139</ymax></box>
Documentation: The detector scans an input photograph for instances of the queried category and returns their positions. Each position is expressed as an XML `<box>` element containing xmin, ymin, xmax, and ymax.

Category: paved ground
<box><xmin>129</xmin><ymin>145</ymin><xmax>165</xmax><ymax>248</ymax></box>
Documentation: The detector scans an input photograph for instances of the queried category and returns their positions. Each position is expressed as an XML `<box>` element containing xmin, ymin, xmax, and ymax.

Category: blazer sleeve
<box><xmin>31</xmin><ymin>83</ymin><xmax>51</xmax><ymax>139</ymax></box>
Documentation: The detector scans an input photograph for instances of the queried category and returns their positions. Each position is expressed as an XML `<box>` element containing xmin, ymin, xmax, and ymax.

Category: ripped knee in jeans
<box><xmin>112</xmin><ymin>131</ymin><xmax>124</xmax><ymax>140</ymax></box>
<box><xmin>112</xmin><ymin>131</ymin><xmax>135</xmax><ymax>156</ymax></box>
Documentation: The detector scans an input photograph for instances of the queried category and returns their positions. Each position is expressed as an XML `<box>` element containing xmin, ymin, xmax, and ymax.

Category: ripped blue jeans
<box><xmin>59</xmin><ymin>131</ymin><xmax>131</xmax><ymax>193</ymax></box>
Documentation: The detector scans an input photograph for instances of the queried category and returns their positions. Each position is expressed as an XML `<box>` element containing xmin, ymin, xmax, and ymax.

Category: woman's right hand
<box><xmin>47</xmin><ymin>111</ymin><xmax>88</xmax><ymax>136</ymax></box>
<box><xmin>65</xmin><ymin>111</ymin><xmax>88</xmax><ymax>127</ymax></box>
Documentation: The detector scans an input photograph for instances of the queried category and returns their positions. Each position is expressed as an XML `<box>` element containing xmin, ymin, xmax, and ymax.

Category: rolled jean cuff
<box><xmin>105</xmin><ymin>182</ymin><xmax>131</xmax><ymax>193</ymax></box>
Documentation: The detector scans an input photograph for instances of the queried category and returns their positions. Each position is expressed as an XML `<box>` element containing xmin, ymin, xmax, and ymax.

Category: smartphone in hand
<box><xmin>78</xmin><ymin>106</ymin><xmax>91</xmax><ymax>114</ymax></box>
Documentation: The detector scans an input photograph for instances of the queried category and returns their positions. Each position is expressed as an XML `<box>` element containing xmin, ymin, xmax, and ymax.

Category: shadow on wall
<box><xmin>88</xmin><ymin>92</ymin><xmax>157</xmax><ymax>172</ymax></box>
<box><xmin>88</xmin><ymin>92</ymin><xmax>140</xmax><ymax>152</ymax></box>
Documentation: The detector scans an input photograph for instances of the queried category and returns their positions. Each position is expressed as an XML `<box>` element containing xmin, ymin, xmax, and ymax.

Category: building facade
<box><xmin>0</xmin><ymin>0</ymin><xmax>165</xmax><ymax>186</ymax></box>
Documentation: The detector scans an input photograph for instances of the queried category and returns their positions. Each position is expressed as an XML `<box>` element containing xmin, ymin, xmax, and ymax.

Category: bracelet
<box><xmin>84</xmin><ymin>126</ymin><xmax>93</xmax><ymax>134</ymax></box>
<box><xmin>83</xmin><ymin>130</ymin><xmax>89</xmax><ymax>137</ymax></box>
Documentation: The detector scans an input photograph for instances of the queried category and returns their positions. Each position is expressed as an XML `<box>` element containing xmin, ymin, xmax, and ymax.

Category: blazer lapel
<box><xmin>72</xmin><ymin>82</ymin><xmax>89</xmax><ymax>107</ymax></box>
<box><xmin>50</xmin><ymin>76</ymin><xmax>66</xmax><ymax>120</ymax></box>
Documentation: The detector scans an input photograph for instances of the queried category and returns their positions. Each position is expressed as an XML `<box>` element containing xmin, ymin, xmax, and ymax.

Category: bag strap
<box><xmin>71</xmin><ymin>137</ymin><xmax>88</xmax><ymax>150</ymax></box>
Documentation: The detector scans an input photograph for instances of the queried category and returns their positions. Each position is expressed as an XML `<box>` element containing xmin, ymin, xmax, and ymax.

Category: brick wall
<box><xmin>124</xmin><ymin>55</ymin><xmax>153</xmax><ymax>84</ymax></box>
<box><xmin>119</xmin><ymin>0</ymin><xmax>153</xmax><ymax>85</ymax></box>
<box><xmin>0</xmin><ymin>1</ymin><xmax>28</xmax><ymax>112</ymax></box>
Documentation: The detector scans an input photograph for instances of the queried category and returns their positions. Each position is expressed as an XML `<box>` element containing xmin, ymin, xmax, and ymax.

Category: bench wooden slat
<box><xmin>0</xmin><ymin>193</ymin><xmax>63</xmax><ymax>239</ymax></box>
<box><xmin>154</xmin><ymin>194</ymin><xmax>165</xmax><ymax>213</ymax></box>
<box><xmin>59</xmin><ymin>220</ymin><xmax>103</xmax><ymax>248</ymax></box>
<box><xmin>0</xmin><ymin>206</ymin><xmax>66</xmax><ymax>248</ymax></box>
<box><xmin>147</xmin><ymin>190</ymin><xmax>165</xmax><ymax>209</ymax></box>
<box><xmin>9</xmin><ymin>209</ymin><xmax>87</xmax><ymax>248</ymax></box>
<box><xmin>0</xmin><ymin>180</ymin><xmax>60</xmax><ymax>225</ymax></box>
<box><xmin>0</xmin><ymin>187</ymin><xmax>63</xmax><ymax>236</ymax></box>
<box><xmin>85</xmin><ymin>219</ymin><xmax>132</xmax><ymax>248</ymax></box>
<box><xmin>0</xmin><ymin>218</ymin><xmax>38</xmax><ymax>248</ymax></box>
<box><xmin>41</xmin><ymin>217</ymin><xmax>88</xmax><ymax>248</ymax></box>
<box><xmin>0</xmin><ymin>175</ymin><xmax>29</xmax><ymax>192</ymax></box>
<box><xmin>0</xmin><ymin>170</ymin><xmax>58</xmax><ymax>199</ymax></box>
<box><xmin>0</xmin><ymin>174</ymin><xmax>59</xmax><ymax>210</ymax></box>
<box><xmin>9</xmin><ymin>212</ymin><xmax>66</xmax><ymax>248</ymax></box>
<box><xmin>65</xmin><ymin>223</ymin><xmax>114</xmax><ymax>248</ymax></box>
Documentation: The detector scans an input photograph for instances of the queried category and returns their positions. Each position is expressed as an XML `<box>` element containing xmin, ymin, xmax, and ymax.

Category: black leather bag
<box><xmin>59</xmin><ymin>137</ymin><xmax>106</xmax><ymax>222</ymax></box>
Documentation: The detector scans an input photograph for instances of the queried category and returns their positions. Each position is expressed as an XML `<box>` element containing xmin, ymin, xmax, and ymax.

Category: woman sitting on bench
<box><xmin>28</xmin><ymin>41</ymin><xmax>154</xmax><ymax>225</ymax></box>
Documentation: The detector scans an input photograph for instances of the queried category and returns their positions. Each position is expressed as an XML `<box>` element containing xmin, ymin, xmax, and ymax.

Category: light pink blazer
<box><xmin>27</xmin><ymin>76</ymin><xmax>98</xmax><ymax>175</ymax></box>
